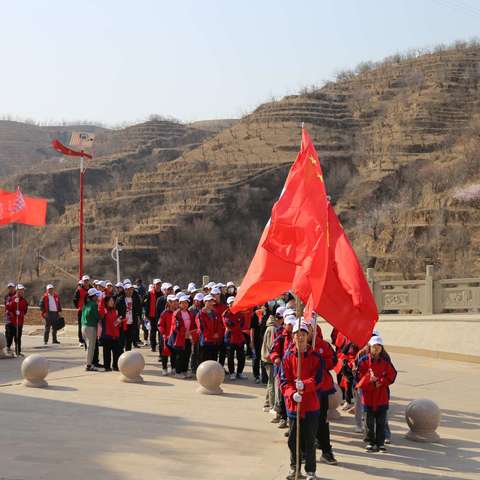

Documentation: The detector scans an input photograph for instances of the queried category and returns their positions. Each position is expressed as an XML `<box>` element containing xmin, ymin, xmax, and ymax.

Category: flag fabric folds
<box><xmin>0</xmin><ymin>188</ymin><xmax>47</xmax><ymax>226</ymax></box>
<box><xmin>51</xmin><ymin>139</ymin><xmax>93</xmax><ymax>159</ymax></box>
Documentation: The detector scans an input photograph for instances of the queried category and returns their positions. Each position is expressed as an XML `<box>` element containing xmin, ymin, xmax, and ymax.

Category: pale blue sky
<box><xmin>0</xmin><ymin>0</ymin><xmax>479</xmax><ymax>125</ymax></box>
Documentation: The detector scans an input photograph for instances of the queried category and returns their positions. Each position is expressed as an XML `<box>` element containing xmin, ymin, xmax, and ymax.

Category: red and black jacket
<box><xmin>222</xmin><ymin>308</ymin><xmax>245</xmax><ymax>346</ymax></box>
<box><xmin>196</xmin><ymin>308</ymin><xmax>223</xmax><ymax>346</ymax></box>
<box><xmin>269</xmin><ymin>328</ymin><xmax>293</xmax><ymax>365</ymax></box>
<box><xmin>40</xmin><ymin>292</ymin><xmax>62</xmax><ymax>319</ymax></box>
<box><xmin>101</xmin><ymin>308</ymin><xmax>120</xmax><ymax>340</ymax></box>
<box><xmin>6</xmin><ymin>296</ymin><xmax>28</xmax><ymax>327</ymax></box>
<box><xmin>73</xmin><ymin>286</ymin><xmax>88</xmax><ymax>311</ymax></box>
<box><xmin>167</xmin><ymin>309</ymin><xmax>198</xmax><ymax>350</ymax></box>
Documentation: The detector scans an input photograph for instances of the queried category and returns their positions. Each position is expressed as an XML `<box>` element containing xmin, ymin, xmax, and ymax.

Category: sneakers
<box><xmin>306</xmin><ymin>473</ymin><xmax>318</xmax><ymax>480</ymax></box>
<box><xmin>385</xmin><ymin>438</ymin><xmax>391</xmax><ymax>445</ymax></box>
<box><xmin>86</xmin><ymin>365</ymin><xmax>99</xmax><ymax>372</ymax></box>
<box><xmin>378</xmin><ymin>445</ymin><xmax>387</xmax><ymax>452</ymax></box>
<box><xmin>278</xmin><ymin>419</ymin><xmax>288</xmax><ymax>429</ymax></box>
<box><xmin>269</xmin><ymin>408</ymin><xmax>277</xmax><ymax>416</ymax></box>
<box><xmin>229</xmin><ymin>373</ymin><xmax>237</xmax><ymax>380</ymax></box>
<box><xmin>255</xmin><ymin>377</ymin><xmax>261</xmax><ymax>384</ymax></box>
<box><xmin>104</xmin><ymin>367</ymin><xmax>112</xmax><ymax>372</ymax></box>
<box><xmin>365</xmin><ymin>443</ymin><xmax>379</xmax><ymax>452</ymax></box>
<box><xmin>52</xmin><ymin>340</ymin><xmax>61</xmax><ymax>344</ymax></box>
<box><xmin>78</xmin><ymin>343</ymin><xmax>85</xmax><ymax>348</ymax></box>
<box><xmin>271</xmin><ymin>415</ymin><xmax>281</xmax><ymax>424</ymax></box>
<box><xmin>354</xmin><ymin>426</ymin><xmax>364</xmax><ymax>433</ymax></box>
<box><xmin>263</xmin><ymin>406</ymin><xmax>271</xmax><ymax>413</ymax></box>
<box><xmin>320</xmin><ymin>452</ymin><xmax>338</xmax><ymax>465</ymax></box>
<box><xmin>286</xmin><ymin>469</ymin><xmax>297</xmax><ymax>480</ymax></box>
<box><xmin>237</xmin><ymin>373</ymin><xmax>248</xmax><ymax>379</ymax></box>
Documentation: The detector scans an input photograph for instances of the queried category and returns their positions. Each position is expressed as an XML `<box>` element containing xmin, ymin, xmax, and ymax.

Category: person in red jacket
<box><xmin>74</xmin><ymin>275</ymin><xmax>90</xmax><ymax>348</ymax></box>
<box><xmin>5</xmin><ymin>284</ymin><xmax>28</xmax><ymax>356</ymax></box>
<box><xmin>158</xmin><ymin>294</ymin><xmax>177</xmax><ymax>375</ymax></box>
<box><xmin>281</xmin><ymin>320</ymin><xmax>323</xmax><ymax>480</ymax></box>
<box><xmin>211</xmin><ymin>287</ymin><xmax>227</xmax><ymax>368</ymax></box>
<box><xmin>101</xmin><ymin>296</ymin><xmax>122</xmax><ymax>371</ymax></box>
<box><xmin>223</xmin><ymin>296</ymin><xmax>246</xmax><ymax>380</ymax></box>
<box><xmin>40</xmin><ymin>284</ymin><xmax>62</xmax><ymax>346</ymax></box>
<box><xmin>168</xmin><ymin>295</ymin><xmax>197</xmax><ymax>378</ymax></box>
<box><xmin>309</xmin><ymin>323</ymin><xmax>338</xmax><ymax>466</ymax></box>
<box><xmin>356</xmin><ymin>336</ymin><xmax>397</xmax><ymax>452</ymax></box>
<box><xmin>196</xmin><ymin>294</ymin><xmax>223</xmax><ymax>363</ymax></box>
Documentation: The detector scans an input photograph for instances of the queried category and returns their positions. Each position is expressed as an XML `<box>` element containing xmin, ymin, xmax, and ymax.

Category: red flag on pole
<box><xmin>51</xmin><ymin>139</ymin><xmax>92</xmax><ymax>159</ymax></box>
<box><xmin>0</xmin><ymin>187</ymin><xmax>47</xmax><ymax>226</ymax></box>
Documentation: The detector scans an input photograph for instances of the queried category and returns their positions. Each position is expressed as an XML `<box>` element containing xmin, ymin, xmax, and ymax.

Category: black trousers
<box><xmin>44</xmin><ymin>312</ymin><xmax>58</xmax><ymax>343</ymax></box>
<box><xmin>175</xmin><ymin>339</ymin><xmax>192</xmax><ymax>374</ymax></box>
<box><xmin>149</xmin><ymin>317</ymin><xmax>158</xmax><ymax>351</ymax></box>
<box><xmin>124</xmin><ymin>324</ymin><xmax>136</xmax><ymax>351</ymax></box>
<box><xmin>218</xmin><ymin>343</ymin><xmax>226</xmax><ymax>367</ymax></box>
<box><xmin>5</xmin><ymin>324</ymin><xmax>22</xmax><ymax>355</ymax></box>
<box><xmin>316</xmin><ymin>394</ymin><xmax>332</xmax><ymax>454</ymax></box>
<box><xmin>161</xmin><ymin>354</ymin><xmax>176</xmax><ymax>370</ymax></box>
<box><xmin>200</xmin><ymin>344</ymin><xmax>220</xmax><ymax>363</ymax></box>
<box><xmin>103</xmin><ymin>338</ymin><xmax>121</xmax><ymax>370</ymax></box>
<box><xmin>77</xmin><ymin>310</ymin><xmax>85</xmax><ymax>344</ymax></box>
<box><xmin>227</xmin><ymin>344</ymin><xmax>245</xmax><ymax>374</ymax></box>
<box><xmin>190</xmin><ymin>342</ymin><xmax>200</xmax><ymax>373</ymax></box>
<box><xmin>365</xmin><ymin>408</ymin><xmax>387</xmax><ymax>447</ymax></box>
<box><xmin>288</xmin><ymin>415</ymin><xmax>319</xmax><ymax>474</ymax></box>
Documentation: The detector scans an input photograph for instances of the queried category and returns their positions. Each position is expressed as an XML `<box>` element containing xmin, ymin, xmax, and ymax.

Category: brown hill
<box><xmin>2</xmin><ymin>42</ymin><xmax>480</xmax><ymax>302</ymax></box>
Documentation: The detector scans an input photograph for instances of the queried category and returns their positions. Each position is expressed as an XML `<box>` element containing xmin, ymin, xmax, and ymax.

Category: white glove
<box><xmin>293</xmin><ymin>392</ymin><xmax>302</xmax><ymax>403</ymax></box>
<box><xmin>295</xmin><ymin>379</ymin><xmax>304</xmax><ymax>391</ymax></box>
<box><xmin>15</xmin><ymin>298</ymin><xmax>19</xmax><ymax>303</ymax></box>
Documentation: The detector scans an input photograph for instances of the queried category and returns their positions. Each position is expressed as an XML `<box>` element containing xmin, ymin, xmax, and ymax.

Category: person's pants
<box><xmin>274</xmin><ymin>376</ymin><xmax>287</xmax><ymax>419</ymax></box>
<box><xmin>103</xmin><ymin>338</ymin><xmax>121</xmax><ymax>370</ymax></box>
<box><xmin>44</xmin><ymin>311</ymin><xmax>58</xmax><ymax>344</ymax></box>
<box><xmin>200</xmin><ymin>344</ymin><xmax>220</xmax><ymax>363</ymax></box>
<box><xmin>227</xmin><ymin>344</ymin><xmax>245</xmax><ymax>374</ymax></box>
<box><xmin>243</xmin><ymin>333</ymin><xmax>252</xmax><ymax>357</ymax></box>
<box><xmin>261</xmin><ymin>361</ymin><xmax>268</xmax><ymax>384</ymax></box>
<box><xmin>365</xmin><ymin>408</ymin><xmax>387</xmax><ymax>447</ymax></box>
<box><xmin>385</xmin><ymin>414</ymin><xmax>391</xmax><ymax>440</ymax></box>
<box><xmin>175</xmin><ymin>339</ymin><xmax>192</xmax><ymax>374</ymax></box>
<box><xmin>149</xmin><ymin>317</ymin><xmax>158</xmax><ymax>351</ymax></box>
<box><xmin>134</xmin><ymin>320</ymin><xmax>141</xmax><ymax>345</ymax></box>
<box><xmin>265</xmin><ymin>363</ymin><xmax>275</xmax><ymax>408</ymax></box>
<box><xmin>161</xmin><ymin>354</ymin><xmax>176</xmax><ymax>371</ymax></box>
<box><xmin>142</xmin><ymin>318</ymin><xmax>149</xmax><ymax>342</ymax></box>
<box><xmin>342</xmin><ymin>366</ymin><xmax>354</xmax><ymax>404</ymax></box>
<box><xmin>124</xmin><ymin>324</ymin><xmax>136</xmax><ymax>351</ymax></box>
<box><xmin>82</xmin><ymin>325</ymin><xmax>97</xmax><ymax>366</ymax></box>
<box><xmin>218</xmin><ymin>343</ymin><xmax>226</xmax><ymax>367</ymax></box>
<box><xmin>316</xmin><ymin>394</ymin><xmax>332</xmax><ymax>454</ymax></box>
<box><xmin>354</xmin><ymin>388</ymin><xmax>364</xmax><ymax>430</ymax></box>
<box><xmin>190</xmin><ymin>342</ymin><xmax>200</xmax><ymax>373</ymax></box>
<box><xmin>5</xmin><ymin>324</ymin><xmax>22</xmax><ymax>355</ymax></box>
<box><xmin>77</xmin><ymin>310</ymin><xmax>85</xmax><ymax>344</ymax></box>
<box><xmin>288</xmin><ymin>415</ymin><xmax>319</xmax><ymax>474</ymax></box>
<box><xmin>252</xmin><ymin>351</ymin><xmax>261</xmax><ymax>379</ymax></box>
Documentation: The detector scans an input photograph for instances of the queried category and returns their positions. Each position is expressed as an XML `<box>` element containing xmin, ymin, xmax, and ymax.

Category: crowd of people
<box><xmin>3</xmin><ymin>276</ymin><xmax>397</xmax><ymax>480</ymax></box>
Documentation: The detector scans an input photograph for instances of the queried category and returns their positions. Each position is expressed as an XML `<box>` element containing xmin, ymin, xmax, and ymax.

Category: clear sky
<box><xmin>1</xmin><ymin>0</ymin><xmax>479</xmax><ymax>126</ymax></box>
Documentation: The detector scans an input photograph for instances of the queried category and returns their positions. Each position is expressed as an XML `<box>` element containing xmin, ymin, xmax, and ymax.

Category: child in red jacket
<box><xmin>281</xmin><ymin>321</ymin><xmax>323</xmax><ymax>480</ymax></box>
<box><xmin>223</xmin><ymin>296</ymin><xmax>246</xmax><ymax>380</ymax></box>
<box><xmin>5</xmin><ymin>284</ymin><xmax>28</xmax><ymax>356</ymax></box>
<box><xmin>356</xmin><ymin>336</ymin><xmax>397</xmax><ymax>452</ymax></box>
<box><xmin>158</xmin><ymin>295</ymin><xmax>177</xmax><ymax>375</ymax></box>
<box><xmin>101</xmin><ymin>296</ymin><xmax>121</xmax><ymax>371</ymax></box>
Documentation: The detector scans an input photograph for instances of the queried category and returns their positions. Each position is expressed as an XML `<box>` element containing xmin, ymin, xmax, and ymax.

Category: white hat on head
<box><xmin>46</xmin><ymin>284</ymin><xmax>54</xmax><ymax>290</ymax></box>
<box><xmin>369</xmin><ymin>336</ymin><xmax>384</xmax><ymax>346</ymax></box>
<box><xmin>207</xmin><ymin>281</ymin><xmax>216</xmax><ymax>289</ymax></box>
<box><xmin>167</xmin><ymin>294</ymin><xmax>177</xmax><ymax>302</ymax></box>
<box><xmin>81</xmin><ymin>275</ymin><xmax>90</xmax><ymax>281</ymax></box>
<box><xmin>227</xmin><ymin>296</ymin><xmax>235</xmax><ymax>304</ymax></box>
<box><xmin>115</xmin><ymin>282</ymin><xmax>123</xmax><ymax>288</ymax></box>
<box><xmin>179</xmin><ymin>294</ymin><xmax>190</xmax><ymax>303</ymax></box>
<box><xmin>106</xmin><ymin>281</ymin><xmax>113</xmax><ymax>287</ymax></box>
<box><xmin>16</xmin><ymin>284</ymin><xmax>25</xmax><ymax>290</ymax></box>
<box><xmin>87</xmin><ymin>287</ymin><xmax>100</xmax><ymax>297</ymax></box>
<box><xmin>226</xmin><ymin>281</ymin><xmax>235</xmax><ymax>287</ymax></box>
<box><xmin>215</xmin><ymin>283</ymin><xmax>225</xmax><ymax>288</ymax></box>
<box><xmin>153</xmin><ymin>278</ymin><xmax>162</xmax><ymax>285</ymax></box>
<box><xmin>210</xmin><ymin>287</ymin><xmax>221</xmax><ymax>295</ymax></box>
<box><xmin>123</xmin><ymin>279</ymin><xmax>131</xmax><ymax>284</ymax></box>
<box><xmin>98</xmin><ymin>280</ymin><xmax>106</xmax><ymax>288</ymax></box>
<box><xmin>173</xmin><ymin>285</ymin><xmax>180</xmax><ymax>291</ymax></box>
<box><xmin>187</xmin><ymin>282</ymin><xmax>197</xmax><ymax>292</ymax></box>
<box><xmin>293</xmin><ymin>320</ymin><xmax>309</xmax><ymax>333</ymax></box>
<box><xmin>276</xmin><ymin>306</ymin><xmax>287</xmax><ymax>317</ymax></box>
<box><xmin>93</xmin><ymin>280</ymin><xmax>99</xmax><ymax>285</ymax></box>
<box><xmin>284</xmin><ymin>315</ymin><xmax>297</xmax><ymax>326</ymax></box>
<box><xmin>123</xmin><ymin>283</ymin><xmax>133</xmax><ymax>289</ymax></box>
<box><xmin>175</xmin><ymin>292</ymin><xmax>184</xmax><ymax>300</ymax></box>
<box><xmin>203</xmin><ymin>294</ymin><xmax>214</xmax><ymax>301</ymax></box>
<box><xmin>284</xmin><ymin>308</ymin><xmax>295</xmax><ymax>317</ymax></box>
<box><xmin>7</xmin><ymin>282</ymin><xmax>15</xmax><ymax>288</ymax></box>
<box><xmin>161</xmin><ymin>282</ymin><xmax>172</xmax><ymax>291</ymax></box>
<box><xmin>372</xmin><ymin>329</ymin><xmax>380</xmax><ymax>337</ymax></box>
<box><xmin>194</xmin><ymin>292</ymin><xmax>204</xmax><ymax>302</ymax></box>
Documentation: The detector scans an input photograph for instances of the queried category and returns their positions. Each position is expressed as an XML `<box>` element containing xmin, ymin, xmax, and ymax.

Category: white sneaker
<box><xmin>162</xmin><ymin>369</ymin><xmax>168</xmax><ymax>376</ymax></box>
<box><xmin>229</xmin><ymin>373</ymin><xmax>237</xmax><ymax>380</ymax></box>
<box><xmin>263</xmin><ymin>406</ymin><xmax>270</xmax><ymax>413</ymax></box>
<box><xmin>306</xmin><ymin>473</ymin><xmax>318</xmax><ymax>480</ymax></box>
<box><xmin>6</xmin><ymin>347</ymin><xmax>12</xmax><ymax>354</ymax></box>
<box><xmin>269</xmin><ymin>408</ymin><xmax>277</xmax><ymax>416</ymax></box>
<box><xmin>237</xmin><ymin>373</ymin><xmax>248</xmax><ymax>379</ymax></box>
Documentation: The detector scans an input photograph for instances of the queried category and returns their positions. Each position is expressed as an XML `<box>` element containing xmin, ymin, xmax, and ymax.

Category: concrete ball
<box><xmin>196</xmin><ymin>360</ymin><xmax>224</xmax><ymax>395</ymax></box>
<box><xmin>405</xmin><ymin>398</ymin><xmax>441</xmax><ymax>442</ymax></box>
<box><xmin>118</xmin><ymin>351</ymin><xmax>145</xmax><ymax>383</ymax></box>
<box><xmin>21</xmin><ymin>354</ymin><xmax>49</xmax><ymax>387</ymax></box>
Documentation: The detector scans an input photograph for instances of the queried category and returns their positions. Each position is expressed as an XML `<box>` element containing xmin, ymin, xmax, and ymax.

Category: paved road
<box><xmin>1</xmin><ymin>333</ymin><xmax>479</xmax><ymax>480</ymax></box>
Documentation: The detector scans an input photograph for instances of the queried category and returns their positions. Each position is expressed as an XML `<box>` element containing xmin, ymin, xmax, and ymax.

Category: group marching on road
<box><xmin>3</xmin><ymin>277</ymin><xmax>397</xmax><ymax>480</ymax></box>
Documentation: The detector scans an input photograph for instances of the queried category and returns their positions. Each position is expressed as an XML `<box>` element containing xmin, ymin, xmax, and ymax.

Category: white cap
<box><xmin>179</xmin><ymin>295</ymin><xmax>190</xmax><ymax>303</ymax></box>
<box><xmin>81</xmin><ymin>275</ymin><xmax>90</xmax><ymax>281</ymax></box>
<box><xmin>16</xmin><ymin>284</ymin><xmax>25</xmax><ymax>290</ymax></box>
<box><xmin>276</xmin><ymin>306</ymin><xmax>287</xmax><ymax>317</ymax></box>
<box><xmin>93</xmin><ymin>280</ymin><xmax>99</xmax><ymax>285</ymax></box>
<box><xmin>98</xmin><ymin>280</ymin><xmax>106</xmax><ymax>288</ymax></box>
<box><xmin>173</xmin><ymin>285</ymin><xmax>180</xmax><ymax>291</ymax></box>
<box><xmin>87</xmin><ymin>287</ymin><xmax>100</xmax><ymax>297</ymax></box>
<box><xmin>369</xmin><ymin>336</ymin><xmax>384</xmax><ymax>346</ymax></box>
<box><xmin>115</xmin><ymin>282</ymin><xmax>123</xmax><ymax>288</ymax></box>
<box><xmin>210</xmin><ymin>287</ymin><xmax>221</xmax><ymax>295</ymax></box>
<box><xmin>123</xmin><ymin>283</ymin><xmax>133</xmax><ymax>289</ymax></box>
<box><xmin>284</xmin><ymin>308</ymin><xmax>295</xmax><ymax>317</ymax></box>
<box><xmin>161</xmin><ymin>282</ymin><xmax>172</xmax><ymax>291</ymax></box>
<box><xmin>46</xmin><ymin>284</ymin><xmax>54</xmax><ymax>290</ymax></box>
<box><xmin>293</xmin><ymin>320</ymin><xmax>309</xmax><ymax>333</ymax></box>
<box><xmin>7</xmin><ymin>282</ymin><xmax>15</xmax><ymax>288</ymax></box>
<box><xmin>227</xmin><ymin>296</ymin><xmax>235</xmax><ymax>305</ymax></box>
<box><xmin>204</xmin><ymin>294</ymin><xmax>214</xmax><ymax>301</ymax></box>
<box><xmin>106</xmin><ymin>281</ymin><xmax>113</xmax><ymax>287</ymax></box>
<box><xmin>207</xmin><ymin>281</ymin><xmax>216</xmax><ymax>288</ymax></box>
<box><xmin>153</xmin><ymin>278</ymin><xmax>162</xmax><ymax>285</ymax></box>
<box><xmin>226</xmin><ymin>281</ymin><xmax>235</xmax><ymax>287</ymax></box>
<box><xmin>167</xmin><ymin>294</ymin><xmax>177</xmax><ymax>302</ymax></box>
<box><xmin>372</xmin><ymin>330</ymin><xmax>380</xmax><ymax>337</ymax></box>
<box><xmin>284</xmin><ymin>315</ymin><xmax>297</xmax><ymax>326</ymax></box>
<box><xmin>123</xmin><ymin>279</ymin><xmax>131</xmax><ymax>284</ymax></box>
<box><xmin>215</xmin><ymin>283</ymin><xmax>225</xmax><ymax>288</ymax></box>
<box><xmin>194</xmin><ymin>292</ymin><xmax>204</xmax><ymax>302</ymax></box>
<box><xmin>175</xmin><ymin>292</ymin><xmax>184</xmax><ymax>300</ymax></box>
<box><xmin>187</xmin><ymin>282</ymin><xmax>197</xmax><ymax>292</ymax></box>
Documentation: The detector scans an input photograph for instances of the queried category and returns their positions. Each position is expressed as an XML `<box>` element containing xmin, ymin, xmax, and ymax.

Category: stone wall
<box><xmin>0</xmin><ymin>305</ymin><xmax>78</xmax><ymax>325</ymax></box>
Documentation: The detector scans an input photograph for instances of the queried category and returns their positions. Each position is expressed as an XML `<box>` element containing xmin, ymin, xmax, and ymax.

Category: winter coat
<box><xmin>40</xmin><ymin>292</ymin><xmax>62</xmax><ymax>319</ymax></box>
<box><xmin>261</xmin><ymin>315</ymin><xmax>277</xmax><ymax>363</ymax></box>
<box><xmin>6</xmin><ymin>296</ymin><xmax>28</xmax><ymax>327</ymax></box>
<box><xmin>196</xmin><ymin>308</ymin><xmax>223</xmax><ymax>346</ymax></box>
<box><xmin>167</xmin><ymin>309</ymin><xmax>198</xmax><ymax>350</ymax></box>
<box><xmin>222</xmin><ymin>308</ymin><xmax>245</xmax><ymax>346</ymax></box>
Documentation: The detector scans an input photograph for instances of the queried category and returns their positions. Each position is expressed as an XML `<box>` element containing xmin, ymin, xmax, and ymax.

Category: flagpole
<box><xmin>79</xmin><ymin>155</ymin><xmax>85</xmax><ymax>279</ymax></box>
<box><xmin>295</xmin><ymin>296</ymin><xmax>304</xmax><ymax>480</ymax></box>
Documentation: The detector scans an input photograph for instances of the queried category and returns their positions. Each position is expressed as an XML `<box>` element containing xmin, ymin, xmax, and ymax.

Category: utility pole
<box><xmin>111</xmin><ymin>237</ymin><xmax>123</xmax><ymax>284</ymax></box>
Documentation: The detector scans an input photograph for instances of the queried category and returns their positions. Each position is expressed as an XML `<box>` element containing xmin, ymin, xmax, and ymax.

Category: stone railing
<box><xmin>0</xmin><ymin>305</ymin><xmax>78</xmax><ymax>325</ymax></box>
<box><xmin>367</xmin><ymin>265</ymin><xmax>480</xmax><ymax>314</ymax></box>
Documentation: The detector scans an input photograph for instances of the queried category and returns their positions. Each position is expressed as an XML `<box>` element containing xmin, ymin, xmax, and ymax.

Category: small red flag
<box><xmin>51</xmin><ymin>139</ymin><xmax>92</xmax><ymax>159</ymax></box>
<box><xmin>0</xmin><ymin>188</ymin><xmax>47</xmax><ymax>226</ymax></box>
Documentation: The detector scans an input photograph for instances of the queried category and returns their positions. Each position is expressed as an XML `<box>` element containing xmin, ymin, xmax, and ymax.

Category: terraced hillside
<box><xmin>2</xmin><ymin>44</ymin><xmax>480</xmax><ymax>301</ymax></box>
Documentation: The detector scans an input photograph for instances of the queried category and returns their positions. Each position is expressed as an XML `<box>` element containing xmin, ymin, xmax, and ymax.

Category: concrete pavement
<box><xmin>0</xmin><ymin>333</ymin><xmax>479</xmax><ymax>480</ymax></box>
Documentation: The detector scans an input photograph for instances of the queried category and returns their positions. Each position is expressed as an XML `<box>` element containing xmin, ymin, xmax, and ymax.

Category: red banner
<box><xmin>51</xmin><ymin>139</ymin><xmax>92</xmax><ymax>159</ymax></box>
<box><xmin>0</xmin><ymin>188</ymin><xmax>47</xmax><ymax>226</ymax></box>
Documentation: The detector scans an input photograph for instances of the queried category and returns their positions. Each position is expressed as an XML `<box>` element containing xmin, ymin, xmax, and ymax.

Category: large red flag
<box><xmin>0</xmin><ymin>188</ymin><xmax>47</xmax><ymax>226</ymax></box>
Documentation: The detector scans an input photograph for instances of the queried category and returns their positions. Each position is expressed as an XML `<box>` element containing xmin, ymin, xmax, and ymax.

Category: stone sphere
<box><xmin>21</xmin><ymin>354</ymin><xmax>49</xmax><ymax>388</ymax></box>
<box><xmin>0</xmin><ymin>331</ymin><xmax>6</xmax><ymax>350</ymax></box>
<box><xmin>118</xmin><ymin>351</ymin><xmax>145</xmax><ymax>383</ymax></box>
<box><xmin>405</xmin><ymin>398</ymin><xmax>441</xmax><ymax>442</ymax></box>
<box><xmin>196</xmin><ymin>360</ymin><xmax>224</xmax><ymax>395</ymax></box>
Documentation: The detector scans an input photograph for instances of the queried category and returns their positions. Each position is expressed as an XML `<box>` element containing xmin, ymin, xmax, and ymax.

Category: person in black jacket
<box><xmin>116</xmin><ymin>283</ymin><xmax>142</xmax><ymax>351</ymax></box>
<box><xmin>144</xmin><ymin>279</ymin><xmax>163</xmax><ymax>352</ymax></box>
